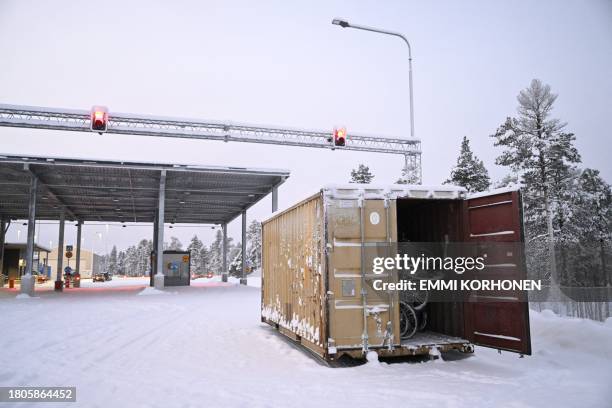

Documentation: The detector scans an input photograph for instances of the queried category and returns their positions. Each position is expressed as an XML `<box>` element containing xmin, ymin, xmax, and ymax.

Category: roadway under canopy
<box><xmin>0</xmin><ymin>154</ymin><xmax>289</xmax><ymax>294</ymax></box>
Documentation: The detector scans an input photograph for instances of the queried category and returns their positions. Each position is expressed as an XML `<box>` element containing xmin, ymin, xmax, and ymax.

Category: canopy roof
<box><xmin>0</xmin><ymin>154</ymin><xmax>289</xmax><ymax>224</ymax></box>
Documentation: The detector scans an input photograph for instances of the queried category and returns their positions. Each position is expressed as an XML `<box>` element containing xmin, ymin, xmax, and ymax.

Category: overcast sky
<box><xmin>1</xmin><ymin>0</ymin><xmax>611</xmax><ymax>253</ymax></box>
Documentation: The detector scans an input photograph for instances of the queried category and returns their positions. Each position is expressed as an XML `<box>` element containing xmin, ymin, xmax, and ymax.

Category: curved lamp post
<box><xmin>331</xmin><ymin>18</ymin><xmax>415</xmax><ymax>140</ymax></box>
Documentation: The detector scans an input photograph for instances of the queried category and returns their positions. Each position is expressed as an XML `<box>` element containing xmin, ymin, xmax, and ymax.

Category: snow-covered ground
<box><xmin>1</xmin><ymin>279</ymin><xmax>611</xmax><ymax>408</ymax></box>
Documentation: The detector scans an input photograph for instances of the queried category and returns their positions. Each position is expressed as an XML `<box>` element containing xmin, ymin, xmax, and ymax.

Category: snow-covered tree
<box><xmin>571</xmin><ymin>169</ymin><xmax>612</xmax><ymax>287</ymax></box>
<box><xmin>168</xmin><ymin>236</ymin><xmax>183</xmax><ymax>251</ymax></box>
<box><xmin>135</xmin><ymin>239</ymin><xmax>152</xmax><ymax>276</ymax></box>
<box><xmin>199</xmin><ymin>246</ymin><xmax>211</xmax><ymax>274</ymax></box>
<box><xmin>396</xmin><ymin>163</ymin><xmax>420</xmax><ymax>185</ymax></box>
<box><xmin>187</xmin><ymin>235</ymin><xmax>204</xmax><ymax>274</ymax></box>
<box><xmin>445</xmin><ymin>136</ymin><xmax>491</xmax><ymax>192</ymax></box>
<box><xmin>209</xmin><ymin>230</ymin><xmax>223</xmax><ymax>274</ymax></box>
<box><xmin>117</xmin><ymin>250</ymin><xmax>126</xmax><ymax>276</ymax></box>
<box><xmin>494</xmin><ymin>174</ymin><xmax>519</xmax><ymax>189</ymax></box>
<box><xmin>246</xmin><ymin>220</ymin><xmax>262</xmax><ymax>271</ymax></box>
<box><xmin>229</xmin><ymin>246</ymin><xmax>243</xmax><ymax>278</ymax></box>
<box><xmin>350</xmin><ymin>164</ymin><xmax>374</xmax><ymax>184</ymax></box>
<box><xmin>125</xmin><ymin>245</ymin><xmax>137</xmax><ymax>276</ymax></box>
<box><xmin>108</xmin><ymin>245</ymin><xmax>118</xmax><ymax>275</ymax></box>
<box><xmin>491</xmin><ymin>79</ymin><xmax>581</xmax><ymax>285</ymax></box>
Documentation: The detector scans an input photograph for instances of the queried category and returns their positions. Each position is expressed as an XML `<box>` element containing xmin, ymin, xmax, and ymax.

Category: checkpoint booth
<box><xmin>150</xmin><ymin>251</ymin><xmax>190</xmax><ymax>287</ymax></box>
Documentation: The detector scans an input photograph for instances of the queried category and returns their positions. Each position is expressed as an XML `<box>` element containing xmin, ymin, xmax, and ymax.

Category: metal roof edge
<box><xmin>0</xmin><ymin>153</ymin><xmax>290</xmax><ymax>177</ymax></box>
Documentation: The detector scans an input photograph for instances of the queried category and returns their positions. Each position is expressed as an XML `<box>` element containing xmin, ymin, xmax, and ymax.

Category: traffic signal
<box><xmin>333</xmin><ymin>127</ymin><xmax>346</xmax><ymax>146</ymax></box>
<box><xmin>90</xmin><ymin>106</ymin><xmax>108</xmax><ymax>133</ymax></box>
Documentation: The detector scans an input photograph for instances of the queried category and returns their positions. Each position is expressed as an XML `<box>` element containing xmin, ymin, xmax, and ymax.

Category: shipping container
<box><xmin>261</xmin><ymin>184</ymin><xmax>531</xmax><ymax>362</ymax></box>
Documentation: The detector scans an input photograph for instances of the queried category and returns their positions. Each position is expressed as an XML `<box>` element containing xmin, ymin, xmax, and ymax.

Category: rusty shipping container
<box><xmin>261</xmin><ymin>184</ymin><xmax>532</xmax><ymax>362</ymax></box>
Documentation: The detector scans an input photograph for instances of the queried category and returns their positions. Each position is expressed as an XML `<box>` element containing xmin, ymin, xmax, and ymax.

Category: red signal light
<box><xmin>90</xmin><ymin>106</ymin><xmax>108</xmax><ymax>133</ymax></box>
<box><xmin>333</xmin><ymin>127</ymin><xmax>347</xmax><ymax>147</ymax></box>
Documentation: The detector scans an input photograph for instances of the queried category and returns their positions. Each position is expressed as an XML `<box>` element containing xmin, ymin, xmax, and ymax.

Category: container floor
<box><xmin>401</xmin><ymin>330</ymin><xmax>469</xmax><ymax>347</ymax></box>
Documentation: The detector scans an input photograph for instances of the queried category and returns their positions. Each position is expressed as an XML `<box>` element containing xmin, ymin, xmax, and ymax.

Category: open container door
<box><xmin>462</xmin><ymin>189</ymin><xmax>532</xmax><ymax>355</ymax></box>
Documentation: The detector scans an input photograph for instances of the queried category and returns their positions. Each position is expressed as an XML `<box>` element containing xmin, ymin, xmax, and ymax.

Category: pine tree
<box><xmin>200</xmin><ymin>246</ymin><xmax>211</xmax><ymax>274</ymax></box>
<box><xmin>135</xmin><ymin>239</ymin><xmax>150</xmax><ymax>276</ymax></box>
<box><xmin>108</xmin><ymin>245</ymin><xmax>118</xmax><ymax>275</ymax></box>
<box><xmin>350</xmin><ymin>164</ymin><xmax>374</xmax><ymax>184</ymax></box>
<box><xmin>445</xmin><ymin>136</ymin><xmax>491</xmax><ymax>192</ymax></box>
<box><xmin>246</xmin><ymin>220</ymin><xmax>262</xmax><ymax>271</ymax></box>
<box><xmin>117</xmin><ymin>250</ymin><xmax>126</xmax><ymax>276</ymax></box>
<box><xmin>209</xmin><ymin>230</ymin><xmax>224</xmax><ymax>274</ymax></box>
<box><xmin>187</xmin><ymin>235</ymin><xmax>204</xmax><ymax>274</ymax></box>
<box><xmin>125</xmin><ymin>246</ymin><xmax>137</xmax><ymax>276</ymax></box>
<box><xmin>168</xmin><ymin>237</ymin><xmax>183</xmax><ymax>250</ymax></box>
<box><xmin>573</xmin><ymin>169</ymin><xmax>612</xmax><ymax>287</ymax></box>
<box><xmin>395</xmin><ymin>165</ymin><xmax>420</xmax><ymax>185</ymax></box>
<box><xmin>229</xmin><ymin>247</ymin><xmax>243</xmax><ymax>278</ymax></box>
<box><xmin>494</xmin><ymin>174</ymin><xmax>519</xmax><ymax>189</ymax></box>
<box><xmin>491</xmin><ymin>79</ymin><xmax>581</xmax><ymax>286</ymax></box>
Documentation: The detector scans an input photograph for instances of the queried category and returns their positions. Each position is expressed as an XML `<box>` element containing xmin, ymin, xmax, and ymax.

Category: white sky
<box><xmin>1</xmin><ymin>0</ymin><xmax>611</xmax><ymax>253</ymax></box>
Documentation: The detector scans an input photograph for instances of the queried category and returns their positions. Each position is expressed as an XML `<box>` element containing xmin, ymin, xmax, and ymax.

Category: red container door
<box><xmin>462</xmin><ymin>189</ymin><xmax>532</xmax><ymax>355</ymax></box>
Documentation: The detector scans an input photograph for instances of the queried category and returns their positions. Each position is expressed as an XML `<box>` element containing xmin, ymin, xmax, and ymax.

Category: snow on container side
<box><xmin>261</xmin><ymin>192</ymin><xmax>327</xmax><ymax>357</ymax></box>
<box><xmin>262</xmin><ymin>184</ymin><xmax>532</xmax><ymax>362</ymax></box>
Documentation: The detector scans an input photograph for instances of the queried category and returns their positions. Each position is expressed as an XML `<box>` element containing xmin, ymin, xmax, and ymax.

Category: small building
<box><xmin>149</xmin><ymin>251</ymin><xmax>191</xmax><ymax>286</ymax></box>
<box><xmin>47</xmin><ymin>247</ymin><xmax>103</xmax><ymax>280</ymax></box>
<box><xmin>1</xmin><ymin>242</ymin><xmax>51</xmax><ymax>281</ymax></box>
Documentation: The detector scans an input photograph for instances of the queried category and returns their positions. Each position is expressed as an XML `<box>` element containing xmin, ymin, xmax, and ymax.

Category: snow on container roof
<box><xmin>467</xmin><ymin>185</ymin><xmax>520</xmax><ymax>199</ymax></box>
<box><xmin>323</xmin><ymin>183</ymin><xmax>466</xmax><ymax>200</ymax></box>
<box><xmin>262</xmin><ymin>184</ymin><xmax>467</xmax><ymax>224</ymax></box>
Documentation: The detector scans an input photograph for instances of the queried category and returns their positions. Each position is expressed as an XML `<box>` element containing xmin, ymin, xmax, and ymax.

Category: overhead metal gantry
<box><xmin>0</xmin><ymin>103</ymin><xmax>422</xmax><ymax>181</ymax></box>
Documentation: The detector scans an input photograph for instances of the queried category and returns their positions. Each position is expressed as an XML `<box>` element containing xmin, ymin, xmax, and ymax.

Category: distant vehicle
<box><xmin>206</xmin><ymin>272</ymin><xmax>213</xmax><ymax>279</ymax></box>
<box><xmin>191</xmin><ymin>272</ymin><xmax>204</xmax><ymax>280</ymax></box>
<box><xmin>34</xmin><ymin>272</ymin><xmax>49</xmax><ymax>284</ymax></box>
<box><xmin>93</xmin><ymin>272</ymin><xmax>112</xmax><ymax>282</ymax></box>
<box><xmin>72</xmin><ymin>272</ymin><xmax>81</xmax><ymax>288</ymax></box>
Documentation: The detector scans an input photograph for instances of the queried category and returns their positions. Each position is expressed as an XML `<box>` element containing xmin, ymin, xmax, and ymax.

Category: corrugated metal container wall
<box><xmin>261</xmin><ymin>193</ymin><xmax>326</xmax><ymax>356</ymax></box>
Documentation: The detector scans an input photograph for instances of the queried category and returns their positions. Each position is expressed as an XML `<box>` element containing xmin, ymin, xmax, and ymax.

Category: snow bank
<box><xmin>15</xmin><ymin>293</ymin><xmax>37</xmax><ymax>300</ymax></box>
<box><xmin>138</xmin><ymin>287</ymin><xmax>172</xmax><ymax>296</ymax></box>
<box><xmin>531</xmin><ymin>308</ymin><xmax>612</xmax><ymax>359</ymax></box>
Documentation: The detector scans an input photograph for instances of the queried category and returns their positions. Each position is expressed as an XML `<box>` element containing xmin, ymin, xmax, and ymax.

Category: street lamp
<box><xmin>332</xmin><ymin>18</ymin><xmax>420</xmax><ymax>183</ymax></box>
<box><xmin>331</xmin><ymin>18</ymin><xmax>415</xmax><ymax>140</ymax></box>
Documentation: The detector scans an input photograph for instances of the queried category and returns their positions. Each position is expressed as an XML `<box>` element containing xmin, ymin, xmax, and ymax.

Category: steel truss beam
<box><xmin>0</xmin><ymin>104</ymin><xmax>421</xmax><ymax>157</ymax></box>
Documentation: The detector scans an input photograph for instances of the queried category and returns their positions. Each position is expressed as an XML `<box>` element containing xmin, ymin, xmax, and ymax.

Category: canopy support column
<box><xmin>222</xmin><ymin>223</ymin><xmax>228</xmax><ymax>282</ymax></box>
<box><xmin>240</xmin><ymin>210</ymin><xmax>247</xmax><ymax>285</ymax></box>
<box><xmin>54</xmin><ymin>212</ymin><xmax>65</xmax><ymax>291</ymax></box>
<box><xmin>75</xmin><ymin>221</ymin><xmax>82</xmax><ymax>276</ymax></box>
<box><xmin>154</xmin><ymin>170</ymin><xmax>166</xmax><ymax>290</ymax></box>
<box><xmin>21</xmin><ymin>175</ymin><xmax>37</xmax><ymax>296</ymax></box>
<box><xmin>0</xmin><ymin>218</ymin><xmax>6</xmax><ymax>288</ymax></box>
<box><xmin>272</xmin><ymin>186</ymin><xmax>278</xmax><ymax>212</ymax></box>
<box><xmin>151</xmin><ymin>213</ymin><xmax>158</xmax><ymax>287</ymax></box>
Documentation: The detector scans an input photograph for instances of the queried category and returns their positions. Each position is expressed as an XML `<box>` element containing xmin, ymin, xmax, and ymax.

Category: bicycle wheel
<box><xmin>418</xmin><ymin>310</ymin><xmax>427</xmax><ymax>331</ymax></box>
<box><xmin>399</xmin><ymin>301</ymin><xmax>418</xmax><ymax>339</ymax></box>
<box><xmin>410</xmin><ymin>288</ymin><xmax>429</xmax><ymax>311</ymax></box>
